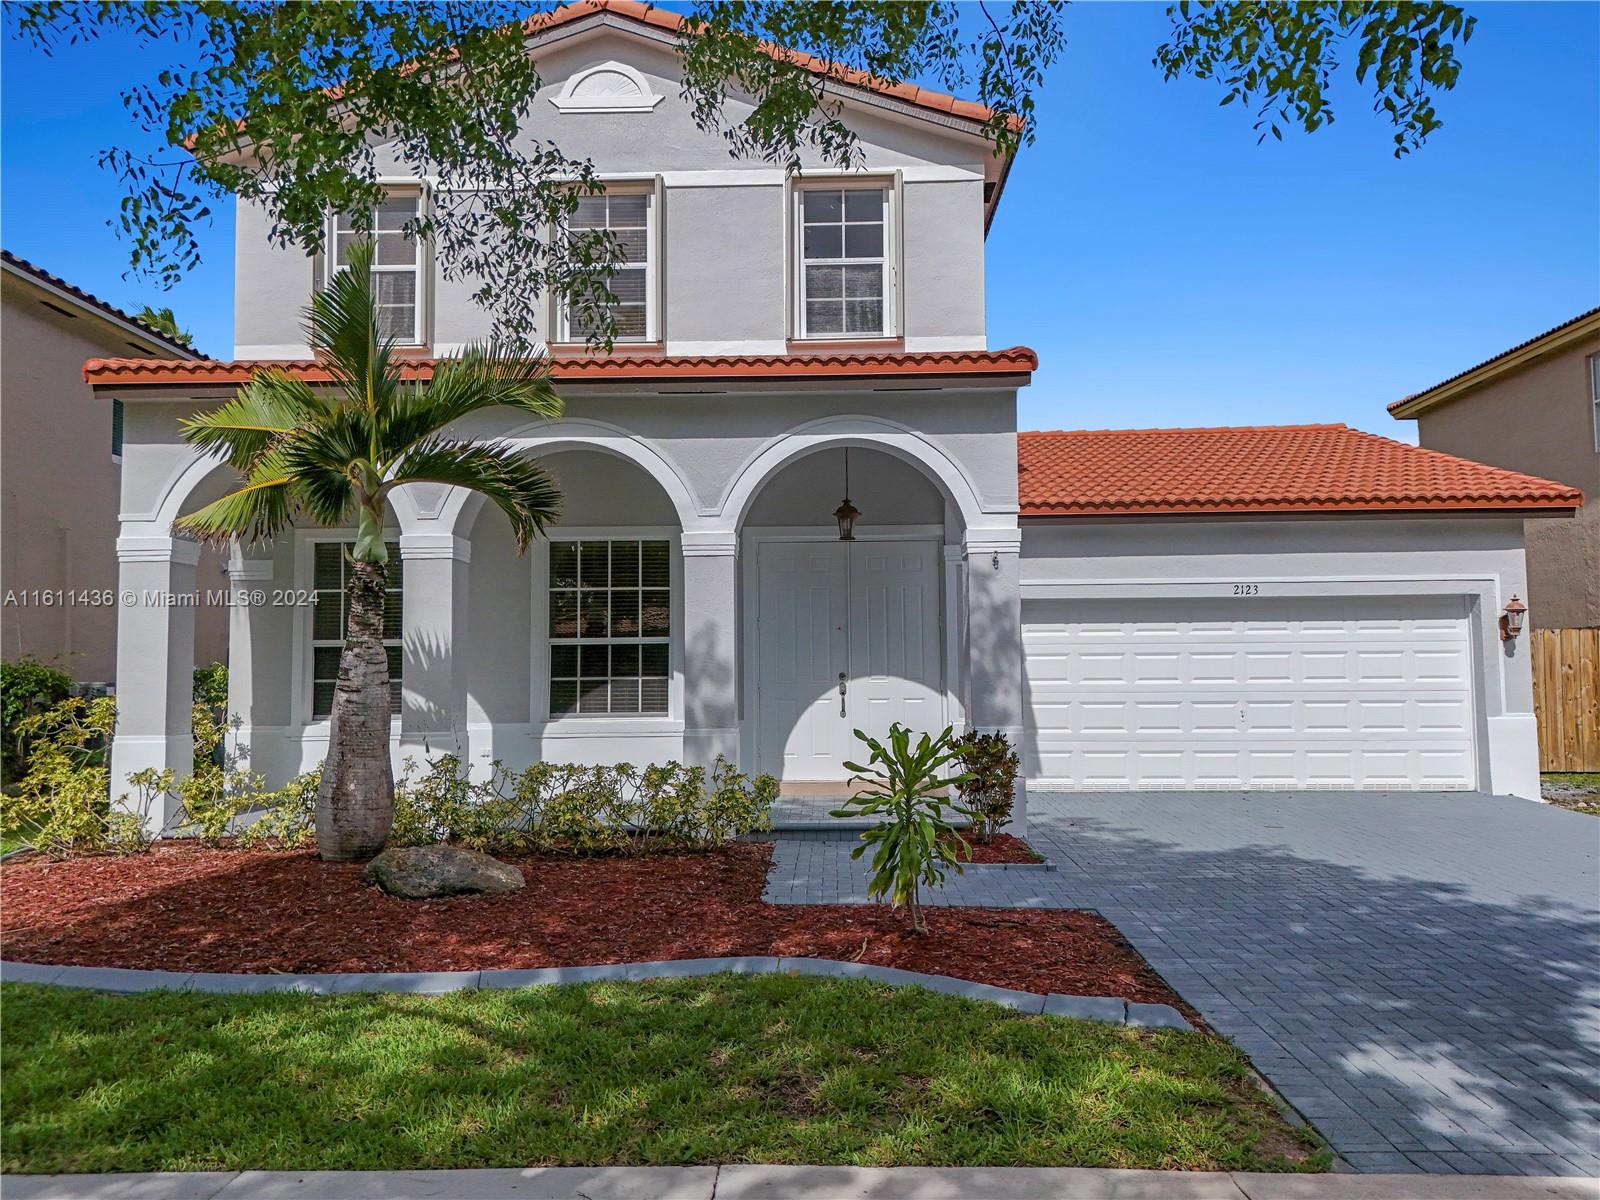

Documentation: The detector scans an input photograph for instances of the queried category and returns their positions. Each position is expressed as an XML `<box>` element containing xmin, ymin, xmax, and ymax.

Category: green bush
<box><xmin>391</xmin><ymin>754</ymin><xmax>777</xmax><ymax>854</ymax></box>
<box><xmin>0</xmin><ymin>697</ymin><xmax>146</xmax><ymax>855</ymax></box>
<box><xmin>192</xmin><ymin>662</ymin><xmax>228</xmax><ymax>709</ymax></box>
<box><xmin>831</xmin><ymin>724</ymin><xmax>976</xmax><ymax>933</ymax></box>
<box><xmin>2</xmin><ymin>658</ymin><xmax>76</xmax><ymax>784</ymax></box>
<box><xmin>951</xmin><ymin>729</ymin><xmax>1020</xmax><ymax>839</ymax></box>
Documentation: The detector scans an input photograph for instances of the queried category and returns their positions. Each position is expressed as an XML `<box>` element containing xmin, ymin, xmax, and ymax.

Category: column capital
<box><xmin>681</xmin><ymin>529</ymin><xmax>739</xmax><ymax>558</ymax></box>
<box><xmin>398</xmin><ymin>533</ymin><xmax>472</xmax><ymax>563</ymax></box>
<box><xmin>116</xmin><ymin>535</ymin><xmax>202</xmax><ymax>566</ymax></box>
<box><xmin>962</xmin><ymin>528</ymin><xmax>1022</xmax><ymax>558</ymax></box>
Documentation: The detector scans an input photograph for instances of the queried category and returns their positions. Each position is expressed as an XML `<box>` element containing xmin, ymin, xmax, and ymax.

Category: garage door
<box><xmin>1024</xmin><ymin>597</ymin><xmax>1477</xmax><ymax>790</ymax></box>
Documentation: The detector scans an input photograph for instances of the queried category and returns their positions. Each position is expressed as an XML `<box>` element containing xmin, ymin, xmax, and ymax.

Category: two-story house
<box><xmin>1389</xmin><ymin>308</ymin><xmax>1599</xmax><ymax>631</ymax></box>
<box><xmin>83</xmin><ymin>0</ymin><xmax>1580</xmax><ymax>831</ymax></box>
<box><xmin>1</xmin><ymin>250</ymin><xmax>225</xmax><ymax>685</ymax></box>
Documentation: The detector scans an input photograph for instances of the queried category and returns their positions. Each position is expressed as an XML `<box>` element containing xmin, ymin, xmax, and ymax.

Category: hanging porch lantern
<box><xmin>833</xmin><ymin>448</ymin><xmax>859</xmax><ymax>540</ymax></box>
<box><xmin>1500</xmin><ymin>595</ymin><xmax>1528</xmax><ymax>642</ymax></box>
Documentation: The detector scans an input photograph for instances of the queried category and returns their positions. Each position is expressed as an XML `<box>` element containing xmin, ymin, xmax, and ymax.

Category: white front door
<box><xmin>756</xmin><ymin>540</ymin><xmax>942</xmax><ymax>780</ymax></box>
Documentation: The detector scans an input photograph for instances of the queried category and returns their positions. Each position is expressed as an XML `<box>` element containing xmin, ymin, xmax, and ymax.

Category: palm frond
<box><xmin>306</xmin><ymin>239</ymin><xmax>399</xmax><ymax>419</ymax></box>
<box><xmin>380</xmin><ymin>344</ymin><xmax>561</xmax><ymax>457</ymax></box>
<box><xmin>173</xmin><ymin>454</ymin><xmax>296</xmax><ymax>546</ymax></box>
<box><xmin>386</xmin><ymin>438</ymin><xmax>562</xmax><ymax>550</ymax></box>
<box><xmin>178</xmin><ymin>372</ymin><xmax>327</xmax><ymax>472</ymax></box>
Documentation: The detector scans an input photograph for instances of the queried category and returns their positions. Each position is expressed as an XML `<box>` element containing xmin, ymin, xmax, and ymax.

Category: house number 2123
<box><xmin>1232</xmin><ymin>583</ymin><xmax>1260</xmax><ymax>595</ymax></box>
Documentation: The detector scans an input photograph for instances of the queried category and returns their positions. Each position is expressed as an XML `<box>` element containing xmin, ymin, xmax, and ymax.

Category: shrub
<box><xmin>831</xmin><ymin>724</ymin><xmax>976</xmax><ymax>933</ymax></box>
<box><xmin>0</xmin><ymin>696</ymin><xmax>144</xmax><ymax>855</ymax></box>
<box><xmin>390</xmin><ymin>754</ymin><xmax>776</xmax><ymax>854</ymax></box>
<box><xmin>192</xmin><ymin>662</ymin><xmax>228</xmax><ymax>709</ymax></box>
<box><xmin>951</xmin><ymin>729</ymin><xmax>1020</xmax><ymax>839</ymax></box>
<box><xmin>2</xmin><ymin>658</ymin><xmax>75</xmax><ymax>784</ymax></box>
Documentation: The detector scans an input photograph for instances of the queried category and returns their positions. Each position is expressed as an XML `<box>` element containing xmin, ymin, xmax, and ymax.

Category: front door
<box><xmin>755</xmin><ymin>539</ymin><xmax>942</xmax><ymax>780</ymax></box>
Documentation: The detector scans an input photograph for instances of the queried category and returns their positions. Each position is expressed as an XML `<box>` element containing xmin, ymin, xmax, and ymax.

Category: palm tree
<box><xmin>136</xmin><ymin>305</ymin><xmax>195</xmax><ymax>348</ymax></box>
<box><xmin>174</xmin><ymin>242</ymin><xmax>562</xmax><ymax>860</ymax></box>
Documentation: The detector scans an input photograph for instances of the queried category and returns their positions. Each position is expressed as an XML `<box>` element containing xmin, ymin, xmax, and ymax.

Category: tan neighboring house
<box><xmin>1</xmin><ymin>250</ymin><xmax>226</xmax><ymax>685</ymax></box>
<box><xmin>1390</xmin><ymin>308</ymin><xmax>1599</xmax><ymax>631</ymax></box>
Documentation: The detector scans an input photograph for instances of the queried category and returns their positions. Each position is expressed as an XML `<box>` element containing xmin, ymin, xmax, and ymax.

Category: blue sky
<box><xmin>3</xmin><ymin>3</ymin><xmax>1596</xmax><ymax>438</ymax></box>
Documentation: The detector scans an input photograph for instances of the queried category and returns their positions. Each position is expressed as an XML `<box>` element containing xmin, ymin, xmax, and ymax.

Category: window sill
<box><xmin>787</xmin><ymin>337</ymin><xmax>904</xmax><ymax>354</ymax></box>
<box><xmin>540</xmin><ymin>716</ymin><xmax>683</xmax><ymax>737</ymax></box>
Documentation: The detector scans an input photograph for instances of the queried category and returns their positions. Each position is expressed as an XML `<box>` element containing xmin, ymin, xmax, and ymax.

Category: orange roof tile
<box><xmin>82</xmin><ymin>347</ymin><xmax>1037</xmax><ymax>387</ymax></box>
<box><xmin>1019</xmin><ymin>424</ymin><xmax>1583</xmax><ymax>517</ymax></box>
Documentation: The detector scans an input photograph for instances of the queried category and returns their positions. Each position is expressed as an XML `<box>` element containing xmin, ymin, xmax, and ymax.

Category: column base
<box><xmin>109</xmin><ymin>733</ymin><xmax>193</xmax><ymax>837</ymax></box>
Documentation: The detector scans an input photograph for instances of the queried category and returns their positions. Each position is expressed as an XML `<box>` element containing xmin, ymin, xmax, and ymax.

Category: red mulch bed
<box><xmin>945</xmin><ymin>832</ymin><xmax>1043</xmax><ymax>865</ymax></box>
<box><xmin>0</xmin><ymin>842</ymin><xmax>1180</xmax><ymax>1007</ymax></box>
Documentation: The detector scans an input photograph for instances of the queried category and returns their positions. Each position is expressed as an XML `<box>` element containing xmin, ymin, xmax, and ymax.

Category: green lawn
<box><xmin>1</xmin><ymin>977</ymin><xmax>1323</xmax><ymax>1174</ymax></box>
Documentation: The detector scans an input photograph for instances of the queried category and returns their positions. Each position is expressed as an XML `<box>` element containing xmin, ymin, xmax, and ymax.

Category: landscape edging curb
<box><xmin>0</xmin><ymin>956</ymin><xmax>1193</xmax><ymax>1031</ymax></box>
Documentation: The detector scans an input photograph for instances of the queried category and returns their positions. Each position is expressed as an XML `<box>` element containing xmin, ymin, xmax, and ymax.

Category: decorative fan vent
<box><xmin>550</xmin><ymin>61</ymin><xmax>663</xmax><ymax>114</ymax></box>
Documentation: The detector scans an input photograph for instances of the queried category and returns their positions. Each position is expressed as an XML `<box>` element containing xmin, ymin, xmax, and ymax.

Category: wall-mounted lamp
<box><xmin>1500</xmin><ymin>595</ymin><xmax>1527</xmax><ymax>642</ymax></box>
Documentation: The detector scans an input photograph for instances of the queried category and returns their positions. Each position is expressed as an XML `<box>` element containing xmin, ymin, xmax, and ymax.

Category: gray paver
<box><xmin>764</xmin><ymin>790</ymin><xmax>1600</xmax><ymax>1177</ymax></box>
<box><xmin>477</xmin><ymin>964</ymin><xmax>632</xmax><ymax>989</ymax></box>
<box><xmin>328</xmin><ymin>971</ymin><xmax>481</xmax><ymax>994</ymax></box>
<box><xmin>1126</xmin><ymin>1001</ymin><xmax>1195</xmax><ymax>1031</ymax></box>
<box><xmin>624</xmin><ymin>956</ymin><xmax>782</xmax><ymax>980</ymax></box>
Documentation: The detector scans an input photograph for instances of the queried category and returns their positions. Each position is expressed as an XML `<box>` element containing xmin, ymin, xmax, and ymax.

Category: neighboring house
<box><xmin>83</xmin><ymin>0</ymin><xmax>1581</xmax><ymax>827</ymax></box>
<box><xmin>1389</xmin><ymin>308</ymin><xmax>1599</xmax><ymax>631</ymax></box>
<box><xmin>0</xmin><ymin>251</ymin><xmax>225</xmax><ymax>686</ymax></box>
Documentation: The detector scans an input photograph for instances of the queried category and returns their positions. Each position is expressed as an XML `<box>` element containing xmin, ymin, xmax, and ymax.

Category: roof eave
<box><xmin>1389</xmin><ymin>310</ymin><xmax>1600</xmax><ymax>419</ymax></box>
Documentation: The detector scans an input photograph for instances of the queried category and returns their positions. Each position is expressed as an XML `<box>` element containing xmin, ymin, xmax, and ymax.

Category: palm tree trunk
<box><xmin>315</xmin><ymin>557</ymin><xmax>395</xmax><ymax>860</ymax></box>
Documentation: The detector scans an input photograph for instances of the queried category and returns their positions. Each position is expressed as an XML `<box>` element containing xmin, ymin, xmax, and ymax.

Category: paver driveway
<box><xmin>766</xmin><ymin>792</ymin><xmax>1600</xmax><ymax>1177</ymax></box>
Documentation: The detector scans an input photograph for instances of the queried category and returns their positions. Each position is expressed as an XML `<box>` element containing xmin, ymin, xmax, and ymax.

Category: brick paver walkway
<box><xmin>765</xmin><ymin>792</ymin><xmax>1600</xmax><ymax>1177</ymax></box>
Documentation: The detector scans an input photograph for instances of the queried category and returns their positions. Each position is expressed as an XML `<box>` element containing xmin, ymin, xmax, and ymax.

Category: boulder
<box><xmin>363</xmin><ymin>844</ymin><xmax>525</xmax><ymax>899</ymax></box>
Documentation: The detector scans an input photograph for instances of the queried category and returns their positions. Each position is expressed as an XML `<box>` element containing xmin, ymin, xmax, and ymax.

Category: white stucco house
<box><xmin>84</xmin><ymin>0</ymin><xmax>1582</xmax><ymax>832</ymax></box>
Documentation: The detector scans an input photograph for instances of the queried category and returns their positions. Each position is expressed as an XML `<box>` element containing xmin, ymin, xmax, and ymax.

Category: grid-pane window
<box><xmin>311</xmin><ymin>542</ymin><xmax>403</xmax><ymax>719</ymax></box>
<box><xmin>332</xmin><ymin>196</ymin><xmax>422</xmax><ymax>343</ymax></box>
<box><xmin>799</xmin><ymin>187</ymin><xmax>887</xmax><ymax>337</ymax></box>
<box><xmin>548</xmin><ymin>539</ymin><xmax>670</xmax><ymax>716</ymax></box>
<box><xmin>563</xmin><ymin>192</ymin><xmax>652</xmax><ymax>341</ymax></box>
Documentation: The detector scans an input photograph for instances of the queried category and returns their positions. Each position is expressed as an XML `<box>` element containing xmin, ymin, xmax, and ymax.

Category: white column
<box><xmin>398</xmin><ymin>532</ymin><xmax>471</xmax><ymax>763</ymax></box>
<box><xmin>963</xmin><ymin>526</ymin><xmax>1027</xmax><ymax>834</ymax></box>
<box><xmin>110</xmin><ymin>534</ymin><xmax>200</xmax><ymax>835</ymax></box>
<box><xmin>222</xmin><ymin>544</ymin><xmax>277</xmax><ymax>773</ymax></box>
<box><xmin>681</xmin><ymin>528</ymin><xmax>740</xmax><ymax>774</ymax></box>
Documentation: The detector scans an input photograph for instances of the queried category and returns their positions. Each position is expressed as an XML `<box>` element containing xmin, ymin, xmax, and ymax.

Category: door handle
<box><xmin>838</xmin><ymin>672</ymin><xmax>847</xmax><ymax>718</ymax></box>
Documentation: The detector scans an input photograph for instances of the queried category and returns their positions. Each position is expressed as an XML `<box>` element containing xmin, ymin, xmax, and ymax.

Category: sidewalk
<box><xmin>2</xmin><ymin>1166</ymin><xmax>1593</xmax><ymax>1199</ymax></box>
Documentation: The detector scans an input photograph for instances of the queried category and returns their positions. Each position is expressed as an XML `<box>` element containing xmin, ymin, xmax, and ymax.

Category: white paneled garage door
<box><xmin>1024</xmin><ymin>597</ymin><xmax>1477</xmax><ymax>791</ymax></box>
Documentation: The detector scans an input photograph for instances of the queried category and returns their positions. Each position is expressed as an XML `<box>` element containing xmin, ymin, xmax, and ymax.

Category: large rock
<box><xmin>363</xmin><ymin>844</ymin><xmax>525</xmax><ymax>899</ymax></box>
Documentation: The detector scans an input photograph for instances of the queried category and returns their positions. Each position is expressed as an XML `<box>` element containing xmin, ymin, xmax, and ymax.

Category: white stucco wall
<box><xmin>231</xmin><ymin>28</ymin><xmax>995</xmax><ymax>358</ymax></box>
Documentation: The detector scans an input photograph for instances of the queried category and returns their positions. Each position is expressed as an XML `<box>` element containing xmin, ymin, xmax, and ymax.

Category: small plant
<box><xmin>831</xmin><ymin>724</ymin><xmax>976</xmax><ymax>933</ymax></box>
<box><xmin>951</xmin><ymin>729</ymin><xmax>1020</xmax><ymax>840</ymax></box>
<box><xmin>192</xmin><ymin>662</ymin><xmax>228</xmax><ymax>709</ymax></box>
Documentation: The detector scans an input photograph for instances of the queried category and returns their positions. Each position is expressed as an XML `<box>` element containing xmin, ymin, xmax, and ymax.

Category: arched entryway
<box><xmin>735</xmin><ymin>444</ymin><xmax>963</xmax><ymax>781</ymax></box>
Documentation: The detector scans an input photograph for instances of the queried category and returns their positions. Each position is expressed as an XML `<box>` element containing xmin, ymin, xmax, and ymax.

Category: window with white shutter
<box><xmin>311</xmin><ymin>542</ymin><xmax>403</xmax><ymax>719</ymax></box>
<box><xmin>547</xmin><ymin>539</ymin><xmax>671</xmax><ymax>716</ymax></box>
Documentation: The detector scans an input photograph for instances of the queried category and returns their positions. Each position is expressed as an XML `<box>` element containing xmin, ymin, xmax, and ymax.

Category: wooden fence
<box><xmin>1532</xmin><ymin>627</ymin><xmax>1600</xmax><ymax>773</ymax></box>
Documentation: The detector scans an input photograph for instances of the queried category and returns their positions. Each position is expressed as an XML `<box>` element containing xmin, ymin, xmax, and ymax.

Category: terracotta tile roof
<box><xmin>2</xmin><ymin>250</ymin><xmax>205</xmax><ymax>359</ymax></box>
<box><xmin>1389</xmin><ymin>306</ymin><xmax>1600</xmax><ymax>416</ymax></box>
<box><xmin>1018</xmin><ymin>424</ymin><xmax>1583</xmax><ymax>517</ymax></box>
<box><xmin>82</xmin><ymin>346</ymin><xmax>1037</xmax><ymax>387</ymax></box>
<box><xmin>526</xmin><ymin>0</ymin><xmax>1014</xmax><ymax>130</ymax></box>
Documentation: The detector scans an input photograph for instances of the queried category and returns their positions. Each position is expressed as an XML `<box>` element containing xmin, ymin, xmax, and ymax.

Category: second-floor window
<box><xmin>559</xmin><ymin>190</ymin><xmax>656</xmax><ymax>343</ymax></box>
<box><xmin>330</xmin><ymin>195</ymin><xmax>424</xmax><ymax>344</ymax></box>
<box><xmin>1590</xmin><ymin>352</ymin><xmax>1599</xmax><ymax>452</ymax></box>
<box><xmin>796</xmin><ymin>185</ymin><xmax>893</xmax><ymax>339</ymax></box>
